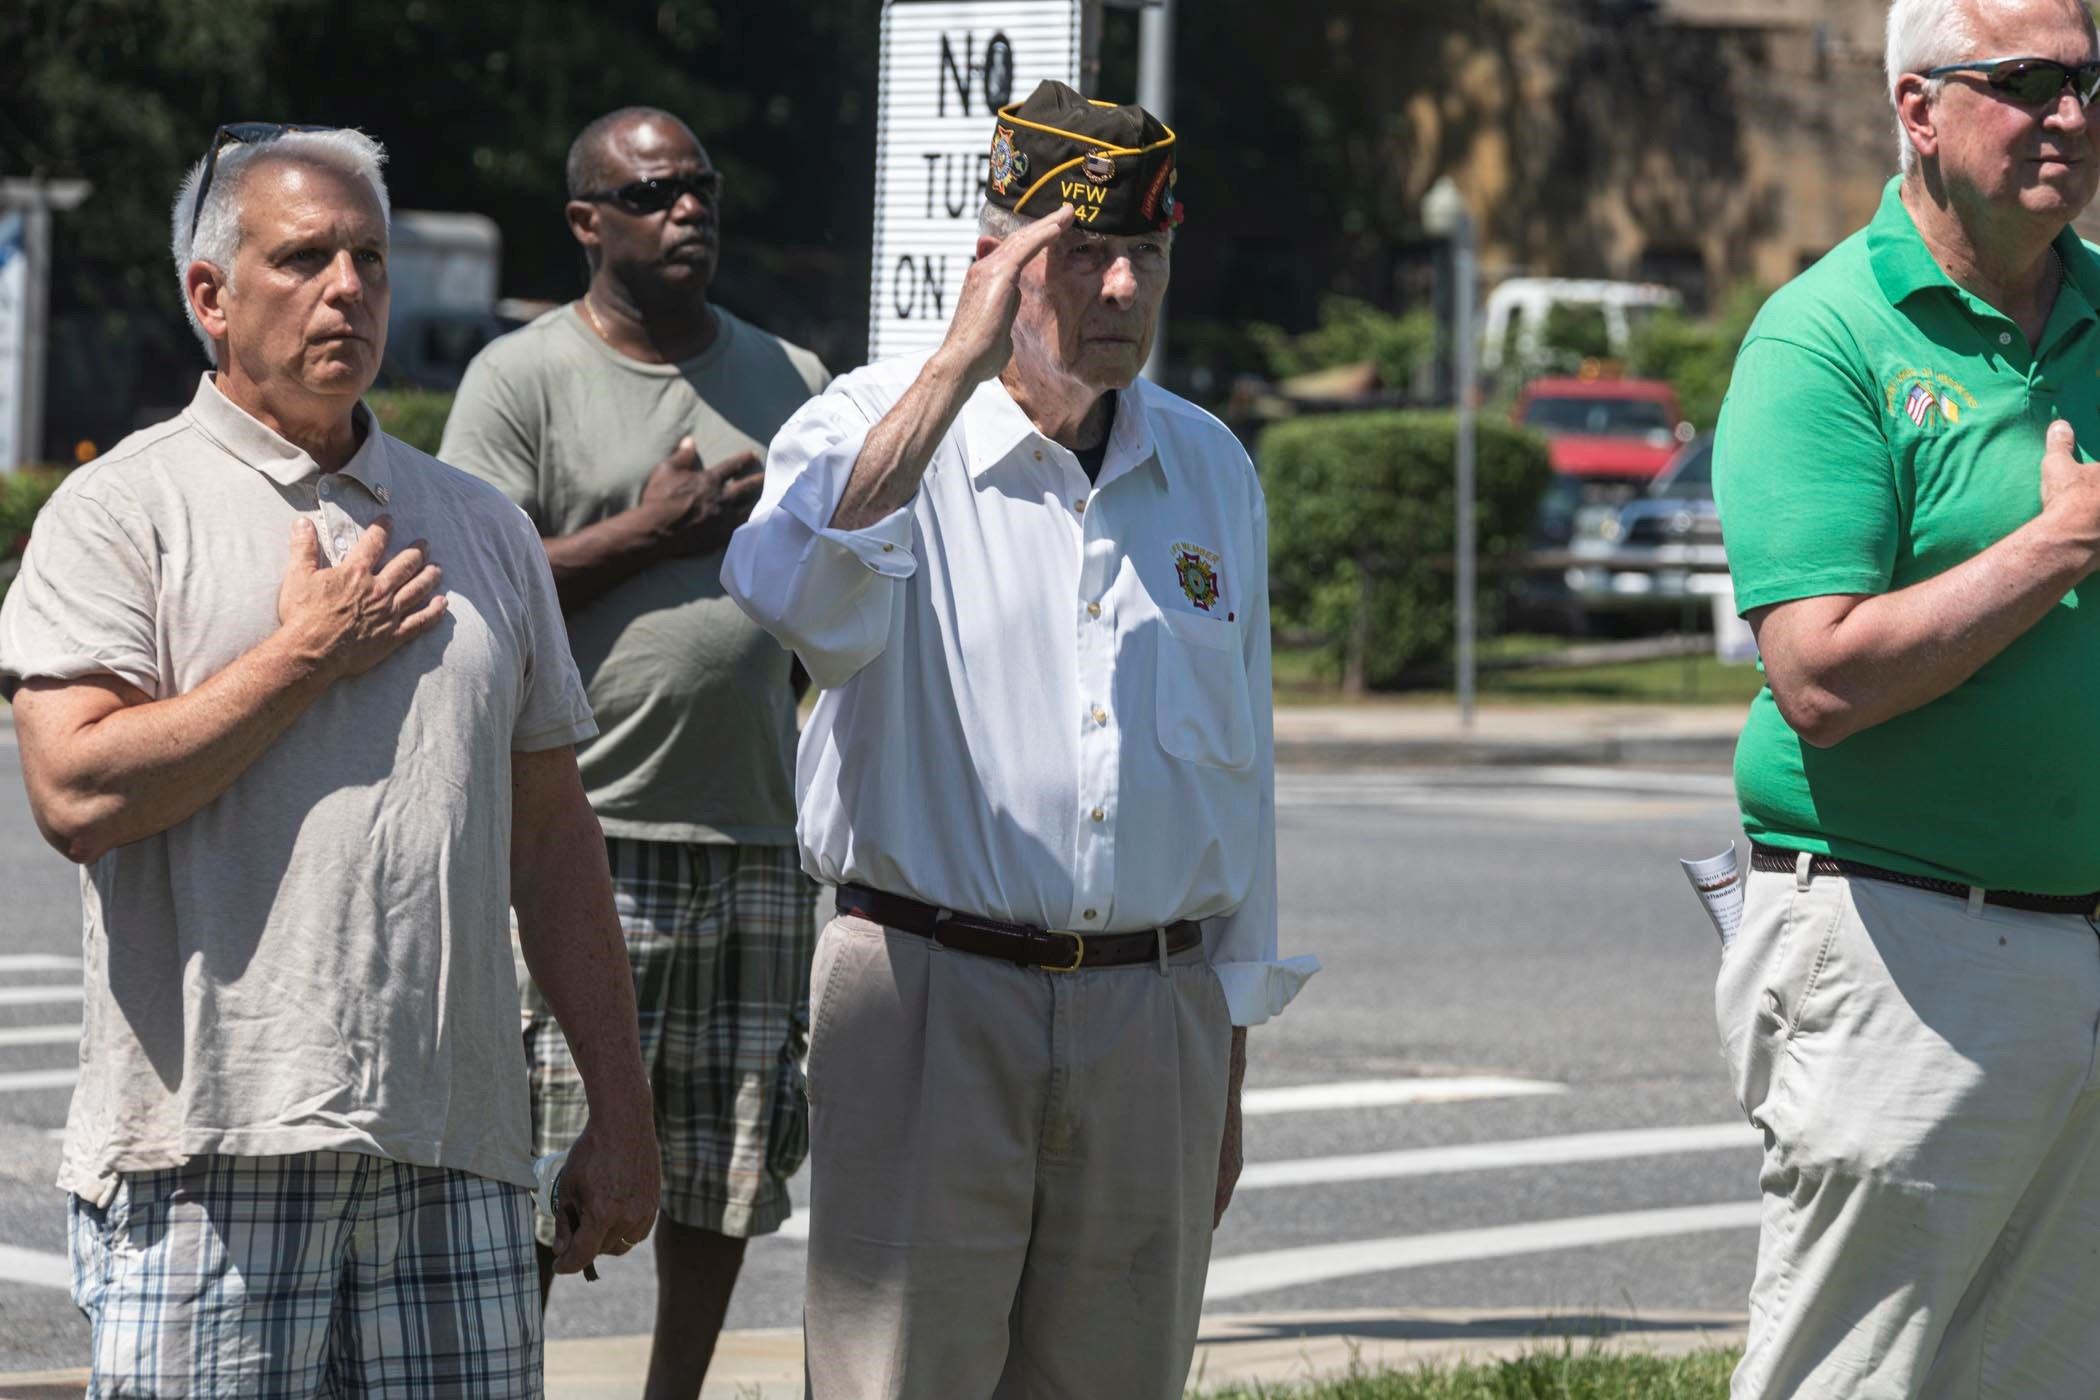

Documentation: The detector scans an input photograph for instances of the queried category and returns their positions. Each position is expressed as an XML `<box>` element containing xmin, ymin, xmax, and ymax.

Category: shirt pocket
<box><xmin>1155</xmin><ymin>607</ymin><xmax>1255</xmax><ymax>771</ymax></box>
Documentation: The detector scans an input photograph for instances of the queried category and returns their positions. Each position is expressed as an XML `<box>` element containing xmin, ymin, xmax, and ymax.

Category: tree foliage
<box><xmin>1250</xmin><ymin>296</ymin><xmax>1435</xmax><ymax>389</ymax></box>
<box><xmin>1627</xmin><ymin>283</ymin><xmax>1769</xmax><ymax>430</ymax></box>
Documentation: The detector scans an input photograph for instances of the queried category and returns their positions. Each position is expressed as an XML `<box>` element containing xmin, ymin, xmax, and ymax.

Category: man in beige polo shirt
<box><xmin>0</xmin><ymin>124</ymin><xmax>658</xmax><ymax>1396</ymax></box>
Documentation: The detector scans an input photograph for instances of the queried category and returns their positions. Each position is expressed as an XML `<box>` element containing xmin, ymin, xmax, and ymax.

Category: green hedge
<box><xmin>367</xmin><ymin>390</ymin><xmax>455</xmax><ymax>457</ymax></box>
<box><xmin>0</xmin><ymin>468</ymin><xmax>70</xmax><ymax>610</ymax></box>
<box><xmin>1259</xmin><ymin>411</ymin><xmax>1552</xmax><ymax>691</ymax></box>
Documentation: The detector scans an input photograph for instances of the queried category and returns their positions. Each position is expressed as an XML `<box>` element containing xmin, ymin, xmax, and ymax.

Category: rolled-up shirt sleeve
<box><xmin>722</xmin><ymin>384</ymin><xmax>919</xmax><ymax>689</ymax></box>
<box><xmin>1204</xmin><ymin>491</ymin><xmax>1319</xmax><ymax>1026</ymax></box>
<box><xmin>0</xmin><ymin>482</ymin><xmax>160</xmax><ymax>702</ymax></box>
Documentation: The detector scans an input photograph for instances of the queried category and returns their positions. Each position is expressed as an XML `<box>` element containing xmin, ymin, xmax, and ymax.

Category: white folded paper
<box><xmin>1680</xmin><ymin>846</ymin><xmax>1744</xmax><ymax>951</ymax></box>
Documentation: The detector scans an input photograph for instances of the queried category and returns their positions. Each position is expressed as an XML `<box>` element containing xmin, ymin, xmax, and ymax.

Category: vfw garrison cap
<box><xmin>985</xmin><ymin>80</ymin><xmax>1182</xmax><ymax>235</ymax></box>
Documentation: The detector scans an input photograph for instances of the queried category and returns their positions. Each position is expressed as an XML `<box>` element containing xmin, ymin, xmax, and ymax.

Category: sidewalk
<box><xmin>1272</xmin><ymin>701</ymin><xmax>1744</xmax><ymax>769</ymax></box>
<box><xmin>542</xmin><ymin>1309</ymin><xmax>1749</xmax><ymax>1397</ymax></box>
<box><xmin>0</xmin><ymin>1309</ymin><xmax>1750</xmax><ymax>1397</ymax></box>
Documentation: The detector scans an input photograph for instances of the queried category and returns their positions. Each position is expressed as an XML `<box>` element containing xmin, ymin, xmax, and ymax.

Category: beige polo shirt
<box><xmin>0</xmin><ymin>375</ymin><xmax>597</xmax><ymax>1206</ymax></box>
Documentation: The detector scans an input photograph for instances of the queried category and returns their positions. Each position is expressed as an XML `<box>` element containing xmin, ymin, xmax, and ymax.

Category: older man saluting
<box><xmin>1712</xmin><ymin>0</ymin><xmax>2100</xmax><ymax>1394</ymax></box>
<box><xmin>725</xmin><ymin>82</ymin><xmax>1316</xmax><ymax>1398</ymax></box>
<box><xmin>0</xmin><ymin>126</ymin><xmax>657</xmax><ymax>1394</ymax></box>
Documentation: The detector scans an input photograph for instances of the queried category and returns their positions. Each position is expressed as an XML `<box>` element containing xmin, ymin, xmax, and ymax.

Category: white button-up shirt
<box><xmin>723</xmin><ymin>355</ymin><xmax>1317</xmax><ymax>1025</ymax></box>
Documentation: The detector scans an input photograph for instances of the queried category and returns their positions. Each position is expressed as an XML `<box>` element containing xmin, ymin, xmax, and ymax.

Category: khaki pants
<box><xmin>802</xmin><ymin>913</ymin><xmax>1233</xmax><ymax>1400</ymax></box>
<box><xmin>1719</xmin><ymin>862</ymin><xmax>2100</xmax><ymax>1398</ymax></box>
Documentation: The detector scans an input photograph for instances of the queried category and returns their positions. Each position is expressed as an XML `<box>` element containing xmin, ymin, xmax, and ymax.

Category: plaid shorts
<box><xmin>522</xmin><ymin>838</ymin><xmax>817</xmax><ymax>1243</ymax></box>
<box><xmin>68</xmin><ymin>1151</ymin><xmax>540</xmax><ymax>1398</ymax></box>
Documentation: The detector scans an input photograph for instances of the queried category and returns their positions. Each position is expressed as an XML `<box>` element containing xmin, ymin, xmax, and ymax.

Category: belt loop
<box><xmin>1967</xmin><ymin>886</ymin><xmax>1986</xmax><ymax>916</ymax></box>
<box><xmin>1794</xmin><ymin>851</ymin><xmax>1812</xmax><ymax>892</ymax></box>
<box><xmin>1156</xmin><ymin>927</ymin><xmax>1169</xmax><ymax>976</ymax></box>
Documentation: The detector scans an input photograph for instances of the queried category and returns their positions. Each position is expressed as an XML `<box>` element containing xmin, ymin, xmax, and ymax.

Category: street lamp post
<box><xmin>1423</xmin><ymin>175</ymin><xmax>1478</xmax><ymax>730</ymax></box>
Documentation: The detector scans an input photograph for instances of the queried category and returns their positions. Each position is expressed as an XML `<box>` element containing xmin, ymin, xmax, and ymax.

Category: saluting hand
<box><xmin>934</xmin><ymin>204</ymin><xmax>1077</xmax><ymax>389</ymax></box>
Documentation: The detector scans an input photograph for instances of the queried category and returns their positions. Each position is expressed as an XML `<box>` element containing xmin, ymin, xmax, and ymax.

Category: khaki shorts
<box><xmin>522</xmin><ymin>837</ymin><xmax>817</xmax><ymax>1243</ymax></box>
<box><xmin>1719</xmin><ymin>859</ymin><xmax>2100</xmax><ymax>1398</ymax></box>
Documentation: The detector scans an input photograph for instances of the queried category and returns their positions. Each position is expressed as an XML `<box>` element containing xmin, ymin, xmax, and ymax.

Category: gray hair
<box><xmin>1886</xmin><ymin>0</ymin><xmax>1977</xmax><ymax>175</ymax></box>
<box><xmin>978</xmin><ymin>202</ymin><xmax>1032</xmax><ymax>240</ymax></box>
<box><xmin>169</xmin><ymin>127</ymin><xmax>391</xmax><ymax>365</ymax></box>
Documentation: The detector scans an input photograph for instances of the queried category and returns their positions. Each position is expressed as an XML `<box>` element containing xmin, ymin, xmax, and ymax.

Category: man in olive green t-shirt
<box><xmin>1709</xmin><ymin>2</ymin><xmax>2100</xmax><ymax>1394</ymax></box>
<box><xmin>440</xmin><ymin>106</ymin><xmax>826</xmax><ymax>1395</ymax></box>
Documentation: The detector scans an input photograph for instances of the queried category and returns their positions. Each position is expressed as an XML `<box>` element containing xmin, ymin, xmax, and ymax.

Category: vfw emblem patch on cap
<box><xmin>989</xmin><ymin>125</ymin><xmax>1027</xmax><ymax>196</ymax></box>
<box><xmin>1173</xmin><ymin>541</ymin><xmax>1222</xmax><ymax>612</ymax></box>
<box><xmin>1885</xmin><ymin>368</ymin><xmax>1974</xmax><ymax>431</ymax></box>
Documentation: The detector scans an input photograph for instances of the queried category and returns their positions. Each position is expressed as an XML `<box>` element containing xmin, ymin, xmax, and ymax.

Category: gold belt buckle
<box><xmin>1043</xmin><ymin>931</ymin><xmax>1085</xmax><ymax>973</ymax></box>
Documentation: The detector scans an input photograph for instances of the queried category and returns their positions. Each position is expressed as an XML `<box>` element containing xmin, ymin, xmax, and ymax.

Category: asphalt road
<box><xmin>0</xmin><ymin>730</ymin><xmax>1758</xmax><ymax>1375</ymax></box>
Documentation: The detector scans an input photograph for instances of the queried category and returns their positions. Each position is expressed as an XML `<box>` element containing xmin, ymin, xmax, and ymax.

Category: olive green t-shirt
<box><xmin>441</xmin><ymin>304</ymin><xmax>828</xmax><ymax>845</ymax></box>
<box><xmin>1715</xmin><ymin>176</ymin><xmax>2100</xmax><ymax>893</ymax></box>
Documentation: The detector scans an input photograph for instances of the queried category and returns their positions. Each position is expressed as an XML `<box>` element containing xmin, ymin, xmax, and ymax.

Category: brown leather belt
<box><xmin>1749</xmin><ymin>843</ymin><xmax>2100</xmax><ymax>917</ymax></box>
<box><xmin>835</xmin><ymin>884</ymin><xmax>1202</xmax><ymax>972</ymax></box>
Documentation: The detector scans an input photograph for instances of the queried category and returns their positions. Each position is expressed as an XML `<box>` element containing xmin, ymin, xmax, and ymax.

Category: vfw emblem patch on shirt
<box><xmin>1885</xmin><ymin>369</ymin><xmax>1973</xmax><ymax>431</ymax></box>
<box><xmin>1173</xmin><ymin>541</ymin><xmax>1222</xmax><ymax>611</ymax></box>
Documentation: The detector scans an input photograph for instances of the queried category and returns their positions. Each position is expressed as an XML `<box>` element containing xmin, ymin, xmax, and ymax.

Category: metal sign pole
<box><xmin>1455</xmin><ymin>216</ymin><xmax>1478</xmax><ymax>729</ymax></box>
<box><xmin>1136</xmin><ymin>0</ymin><xmax>1172</xmax><ymax>383</ymax></box>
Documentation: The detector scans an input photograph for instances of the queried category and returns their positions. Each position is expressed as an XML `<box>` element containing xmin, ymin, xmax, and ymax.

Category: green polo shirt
<box><xmin>1715</xmin><ymin>176</ymin><xmax>2100</xmax><ymax>893</ymax></box>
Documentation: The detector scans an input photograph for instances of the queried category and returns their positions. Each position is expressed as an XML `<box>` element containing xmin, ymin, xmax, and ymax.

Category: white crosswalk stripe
<box><xmin>1203</xmin><ymin>1202</ymin><xmax>1765</xmax><ymax>1302</ymax></box>
<box><xmin>0</xmin><ymin>1024</ymin><xmax>77</xmax><ymax>1049</ymax></box>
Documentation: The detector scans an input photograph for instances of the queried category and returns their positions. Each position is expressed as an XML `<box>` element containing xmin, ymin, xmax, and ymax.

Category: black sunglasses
<box><xmin>578</xmin><ymin>172</ymin><xmax>722</xmax><ymax>215</ymax></box>
<box><xmin>1924</xmin><ymin>56</ymin><xmax>2100</xmax><ymax>107</ymax></box>
<box><xmin>187</xmin><ymin>122</ymin><xmax>339</xmax><ymax>242</ymax></box>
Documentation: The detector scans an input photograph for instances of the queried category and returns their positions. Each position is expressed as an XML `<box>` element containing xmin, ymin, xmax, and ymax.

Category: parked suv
<box><xmin>1564</xmin><ymin>433</ymin><xmax>1726</xmax><ymax>612</ymax></box>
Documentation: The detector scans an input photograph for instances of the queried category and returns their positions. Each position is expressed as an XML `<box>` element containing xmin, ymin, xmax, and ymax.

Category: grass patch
<box><xmin>1201</xmin><ymin>1346</ymin><xmax>1740</xmax><ymax>1398</ymax></box>
<box><xmin>1480</xmin><ymin>653</ymin><xmax>1763</xmax><ymax>706</ymax></box>
<box><xmin>1272</xmin><ymin>641</ymin><xmax>1764</xmax><ymax>707</ymax></box>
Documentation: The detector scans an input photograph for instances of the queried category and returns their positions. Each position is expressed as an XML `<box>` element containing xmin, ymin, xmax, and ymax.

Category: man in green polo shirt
<box><xmin>1710</xmin><ymin>0</ymin><xmax>2100</xmax><ymax>1394</ymax></box>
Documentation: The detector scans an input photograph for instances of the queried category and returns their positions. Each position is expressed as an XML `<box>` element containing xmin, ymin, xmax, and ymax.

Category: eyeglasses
<box><xmin>577</xmin><ymin>173</ymin><xmax>722</xmax><ymax>215</ymax></box>
<box><xmin>1924</xmin><ymin>56</ymin><xmax>2100</xmax><ymax>108</ymax></box>
<box><xmin>187</xmin><ymin>122</ymin><xmax>338</xmax><ymax>242</ymax></box>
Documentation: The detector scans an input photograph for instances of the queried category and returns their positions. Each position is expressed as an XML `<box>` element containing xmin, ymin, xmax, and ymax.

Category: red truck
<box><xmin>1513</xmin><ymin>376</ymin><xmax>1691</xmax><ymax>484</ymax></box>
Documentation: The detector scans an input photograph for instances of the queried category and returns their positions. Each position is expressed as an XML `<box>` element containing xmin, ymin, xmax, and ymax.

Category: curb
<box><xmin>0</xmin><ymin>1310</ymin><xmax>1753</xmax><ymax>1398</ymax></box>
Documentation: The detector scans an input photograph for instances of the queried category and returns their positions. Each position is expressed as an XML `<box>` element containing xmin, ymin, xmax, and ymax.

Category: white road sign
<box><xmin>869</xmin><ymin>0</ymin><xmax>1082</xmax><ymax>362</ymax></box>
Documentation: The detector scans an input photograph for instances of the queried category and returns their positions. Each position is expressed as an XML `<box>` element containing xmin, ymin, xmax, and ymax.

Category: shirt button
<box><xmin>1033</xmin><ymin>450</ymin><xmax>1044</xmax><ymax>461</ymax></box>
<box><xmin>1092</xmin><ymin>706</ymin><xmax>1109</xmax><ymax>725</ymax></box>
<box><xmin>882</xmin><ymin>543</ymin><xmax>895</xmax><ymax>552</ymax></box>
<box><xmin>1075</xmin><ymin>499</ymin><xmax>1087</xmax><ymax>514</ymax></box>
<box><xmin>1090</xmin><ymin>807</ymin><xmax>1105</xmax><ymax>823</ymax></box>
<box><xmin>1082</xmin><ymin>908</ymin><xmax>1098</xmax><ymax>921</ymax></box>
<box><xmin>1087</xmin><ymin>602</ymin><xmax>1102</xmax><ymax>618</ymax></box>
<box><xmin>2000</xmin><ymin>332</ymin><xmax>2012</xmax><ymax>345</ymax></box>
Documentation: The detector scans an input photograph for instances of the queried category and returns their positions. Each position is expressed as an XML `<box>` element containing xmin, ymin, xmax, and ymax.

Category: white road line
<box><xmin>0</xmin><ymin>986</ymin><xmax>84</xmax><ymax>1007</ymax></box>
<box><xmin>0</xmin><ymin>955</ymin><xmax>82</xmax><ymax>974</ymax></box>
<box><xmin>0</xmin><ymin>1244</ymin><xmax>70</xmax><ymax>1291</ymax></box>
<box><xmin>1241</xmin><ymin>1077</ymin><xmax>1566</xmax><ymax>1115</ymax></box>
<box><xmin>0</xmin><ymin>1067</ymin><xmax>78</xmax><ymax>1094</ymax></box>
<box><xmin>1203</xmin><ymin>1201</ymin><xmax>1764</xmax><ymax>1302</ymax></box>
<box><xmin>769</xmin><ymin>1118</ymin><xmax>1747</xmax><ymax>1246</ymax></box>
<box><xmin>0</xmin><ymin>1023</ymin><xmax>77</xmax><ymax>1049</ymax></box>
<box><xmin>1237</xmin><ymin>1122</ymin><xmax>1758</xmax><ymax>1189</ymax></box>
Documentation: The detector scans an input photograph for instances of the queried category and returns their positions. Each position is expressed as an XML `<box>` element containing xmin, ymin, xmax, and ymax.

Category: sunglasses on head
<box><xmin>187</xmin><ymin>122</ymin><xmax>339</xmax><ymax>242</ymax></box>
<box><xmin>1924</xmin><ymin>56</ymin><xmax>2100</xmax><ymax>107</ymax></box>
<box><xmin>578</xmin><ymin>172</ymin><xmax>722</xmax><ymax>215</ymax></box>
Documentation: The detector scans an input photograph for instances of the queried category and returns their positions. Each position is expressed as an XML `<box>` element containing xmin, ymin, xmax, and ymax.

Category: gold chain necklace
<box><xmin>579</xmin><ymin>293</ymin><xmax>613</xmax><ymax>344</ymax></box>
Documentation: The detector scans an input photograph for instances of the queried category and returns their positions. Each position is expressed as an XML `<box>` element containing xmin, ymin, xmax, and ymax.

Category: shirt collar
<box><xmin>1868</xmin><ymin>173</ymin><xmax>2100</xmax><ymax>324</ymax></box>
<box><xmin>184</xmin><ymin>373</ymin><xmax>395</xmax><ymax>504</ymax></box>
<box><xmin>959</xmin><ymin>374</ymin><xmax>1169</xmax><ymax>491</ymax></box>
